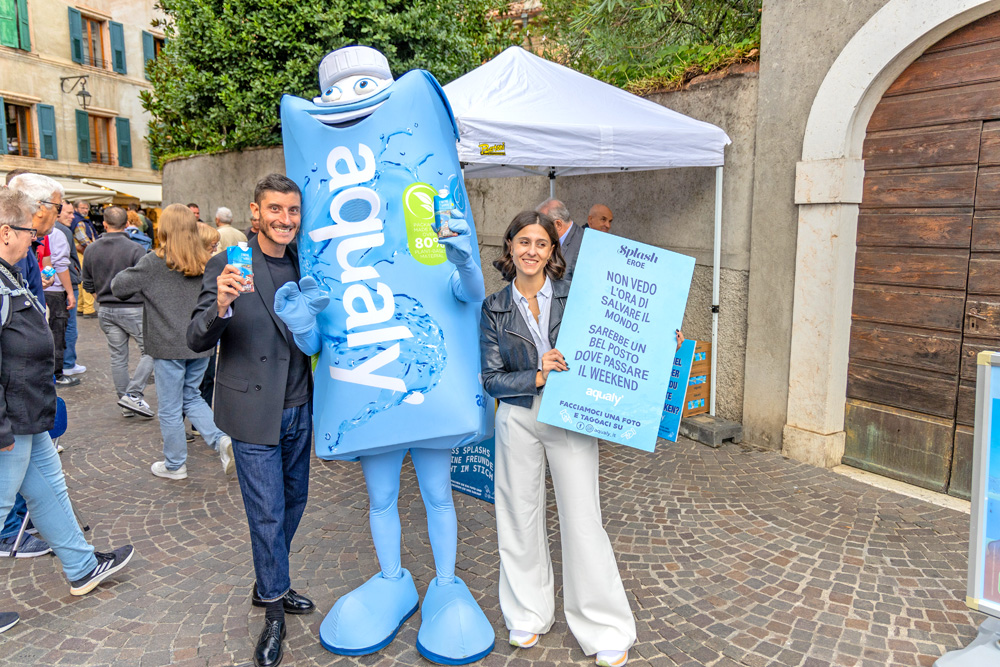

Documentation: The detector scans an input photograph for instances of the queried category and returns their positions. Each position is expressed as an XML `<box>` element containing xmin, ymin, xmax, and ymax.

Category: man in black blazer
<box><xmin>537</xmin><ymin>198</ymin><xmax>584</xmax><ymax>281</ymax></box>
<box><xmin>188</xmin><ymin>174</ymin><xmax>314</xmax><ymax>667</ymax></box>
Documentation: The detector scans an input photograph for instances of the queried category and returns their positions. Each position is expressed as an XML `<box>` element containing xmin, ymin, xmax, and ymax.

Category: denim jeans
<box><xmin>45</xmin><ymin>291</ymin><xmax>68</xmax><ymax>380</ymax></box>
<box><xmin>0</xmin><ymin>432</ymin><xmax>96</xmax><ymax>580</ymax></box>
<box><xmin>232</xmin><ymin>403</ymin><xmax>311</xmax><ymax>601</ymax></box>
<box><xmin>199</xmin><ymin>349</ymin><xmax>216</xmax><ymax>407</ymax></box>
<box><xmin>154</xmin><ymin>357</ymin><xmax>225</xmax><ymax>470</ymax></box>
<box><xmin>1</xmin><ymin>493</ymin><xmax>27</xmax><ymax>539</ymax></box>
<box><xmin>64</xmin><ymin>286</ymin><xmax>78</xmax><ymax>370</ymax></box>
<box><xmin>97</xmin><ymin>306</ymin><xmax>153</xmax><ymax>398</ymax></box>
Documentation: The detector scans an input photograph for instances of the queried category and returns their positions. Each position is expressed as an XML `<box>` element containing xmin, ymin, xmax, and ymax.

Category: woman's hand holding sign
<box><xmin>537</xmin><ymin>348</ymin><xmax>569</xmax><ymax>387</ymax></box>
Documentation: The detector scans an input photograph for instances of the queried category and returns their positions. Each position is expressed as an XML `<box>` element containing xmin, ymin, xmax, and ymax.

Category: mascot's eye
<box><xmin>354</xmin><ymin>78</ymin><xmax>378</xmax><ymax>94</ymax></box>
<box><xmin>322</xmin><ymin>85</ymin><xmax>342</xmax><ymax>102</ymax></box>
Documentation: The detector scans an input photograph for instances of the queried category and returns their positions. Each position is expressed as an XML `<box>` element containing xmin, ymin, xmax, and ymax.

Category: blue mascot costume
<box><xmin>276</xmin><ymin>46</ymin><xmax>494</xmax><ymax>664</ymax></box>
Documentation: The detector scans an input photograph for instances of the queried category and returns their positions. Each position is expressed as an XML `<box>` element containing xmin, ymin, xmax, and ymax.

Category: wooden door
<box><xmin>844</xmin><ymin>13</ymin><xmax>1000</xmax><ymax>498</ymax></box>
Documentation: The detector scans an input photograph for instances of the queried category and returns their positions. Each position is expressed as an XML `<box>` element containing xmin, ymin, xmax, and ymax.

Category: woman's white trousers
<box><xmin>494</xmin><ymin>395</ymin><xmax>636</xmax><ymax>655</ymax></box>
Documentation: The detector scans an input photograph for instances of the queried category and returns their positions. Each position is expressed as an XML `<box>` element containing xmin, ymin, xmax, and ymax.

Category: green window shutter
<box><xmin>15</xmin><ymin>0</ymin><xmax>28</xmax><ymax>50</ymax></box>
<box><xmin>0</xmin><ymin>0</ymin><xmax>17</xmax><ymax>48</ymax></box>
<box><xmin>109</xmin><ymin>21</ymin><xmax>125</xmax><ymax>74</ymax></box>
<box><xmin>38</xmin><ymin>104</ymin><xmax>56</xmax><ymax>160</ymax></box>
<box><xmin>141</xmin><ymin>31</ymin><xmax>154</xmax><ymax>80</ymax></box>
<box><xmin>0</xmin><ymin>97</ymin><xmax>7</xmax><ymax>157</ymax></box>
<box><xmin>67</xmin><ymin>7</ymin><xmax>82</xmax><ymax>63</ymax></box>
<box><xmin>75</xmin><ymin>109</ymin><xmax>90</xmax><ymax>163</ymax></box>
<box><xmin>115</xmin><ymin>117</ymin><xmax>131</xmax><ymax>168</ymax></box>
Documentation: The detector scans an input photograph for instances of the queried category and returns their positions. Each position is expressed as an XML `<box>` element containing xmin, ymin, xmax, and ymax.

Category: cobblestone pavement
<box><xmin>0</xmin><ymin>318</ymin><xmax>984</xmax><ymax>666</ymax></box>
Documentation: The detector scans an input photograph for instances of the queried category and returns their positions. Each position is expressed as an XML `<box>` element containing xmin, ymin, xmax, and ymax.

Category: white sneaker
<box><xmin>63</xmin><ymin>364</ymin><xmax>86</xmax><ymax>376</ymax></box>
<box><xmin>118</xmin><ymin>393</ymin><xmax>154</xmax><ymax>418</ymax></box>
<box><xmin>218</xmin><ymin>435</ymin><xmax>235</xmax><ymax>475</ymax></box>
<box><xmin>595</xmin><ymin>650</ymin><xmax>628</xmax><ymax>667</ymax></box>
<box><xmin>509</xmin><ymin>630</ymin><xmax>539</xmax><ymax>648</ymax></box>
<box><xmin>151</xmin><ymin>461</ymin><xmax>187</xmax><ymax>480</ymax></box>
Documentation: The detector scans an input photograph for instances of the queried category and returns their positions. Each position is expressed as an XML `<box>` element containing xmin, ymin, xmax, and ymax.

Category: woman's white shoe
<box><xmin>508</xmin><ymin>629</ymin><xmax>539</xmax><ymax>648</ymax></box>
<box><xmin>595</xmin><ymin>649</ymin><xmax>628</xmax><ymax>666</ymax></box>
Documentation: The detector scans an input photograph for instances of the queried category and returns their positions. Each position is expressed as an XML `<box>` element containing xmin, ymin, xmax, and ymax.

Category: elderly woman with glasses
<box><xmin>0</xmin><ymin>186</ymin><xmax>134</xmax><ymax>598</ymax></box>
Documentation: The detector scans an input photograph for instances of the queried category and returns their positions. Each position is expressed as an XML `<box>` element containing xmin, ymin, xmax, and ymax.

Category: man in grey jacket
<box><xmin>537</xmin><ymin>198</ymin><xmax>584</xmax><ymax>281</ymax></box>
<box><xmin>81</xmin><ymin>206</ymin><xmax>154</xmax><ymax>418</ymax></box>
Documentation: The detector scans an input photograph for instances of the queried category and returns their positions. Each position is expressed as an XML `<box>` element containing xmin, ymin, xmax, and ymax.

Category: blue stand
<box><xmin>935</xmin><ymin>617</ymin><xmax>1000</xmax><ymax>666</ymax></box>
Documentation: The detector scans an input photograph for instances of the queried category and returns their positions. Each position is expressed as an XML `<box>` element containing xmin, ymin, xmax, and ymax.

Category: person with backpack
<box><xmin>0</xmin><ymin>187</ymin><xmax>134</xmax><ymax>597</ymax></box>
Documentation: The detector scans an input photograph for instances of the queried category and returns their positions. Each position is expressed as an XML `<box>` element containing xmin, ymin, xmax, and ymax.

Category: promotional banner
<box><xmin>967</xmin><ymin>351</ymin><xmax>1000</xmax><ymax>619</ymax></box>
<box><xmin>281</xmin><ymin>70</ymin><xmax>489</xmax><ymax>460</ymax></box>
<box><xmin>537</xmin><ymin>230</ymin><xmax>695</xmax><ymax>451</ymax></box>
<box><xmin>450</xmin><ymin>437</ymin><xmax>495</xmax><ymax>503</ymax></box>
<box><xmin>659</xmin><ymin>338</ymin><xmax>696</xmax><ymax>442</ymax></box>
<box><xmin>451</xmin><ymin>395</ymin><xmax>496</xmax><ymax>502</ymax></box>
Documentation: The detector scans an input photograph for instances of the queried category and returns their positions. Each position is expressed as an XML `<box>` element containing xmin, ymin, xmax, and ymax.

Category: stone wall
<box><xmin>163</xmin><ymin>67</ymin><xmax>758</xmax><ymax>425</ymax></box>
<box><xmin>741</xmin><ymin>0</ymin><xmax>893</xmax><ymax>449</ymax></box>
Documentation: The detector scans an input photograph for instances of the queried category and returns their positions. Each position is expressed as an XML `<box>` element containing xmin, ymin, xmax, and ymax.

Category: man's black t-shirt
<box><xmin>263</xmin><ymin>252</ymin><xmax>310</xmax><ymax>409</ymax></box>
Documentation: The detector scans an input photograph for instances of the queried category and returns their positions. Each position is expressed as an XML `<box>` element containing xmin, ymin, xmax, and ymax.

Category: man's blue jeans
<box><xmin>98</xmin><ymin>306</ymin><xmax>153</xmax><ymax>398</ymax></box>
<box><xmin>64</xmin><ymin>286</ymin><xmax>79</xmax><ymax>370</ymax></box>
<box><xmin>154</xmin><ymin>357</ymin><xmax>225</xmax><ymax>470</ymax></box>
<box><xmin>0</xmin><ymin>432</ymin><xmax>96</xmax><ymax>580</ymax></box>
<box><xmin>232</xmin><ymin>403</ymin><xmax>311</xmax><ymax>601</ymax></box>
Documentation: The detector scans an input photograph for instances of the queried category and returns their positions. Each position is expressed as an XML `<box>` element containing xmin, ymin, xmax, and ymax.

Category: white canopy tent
<box><xmin>443</xmin><ymin>47</ymin><xmax>732</xmax><ymax>414</ymax></box>
<box><xmin>0</xmin><ymin>172</ymin><xmax>113</xmax><ymax>204</ymax></box>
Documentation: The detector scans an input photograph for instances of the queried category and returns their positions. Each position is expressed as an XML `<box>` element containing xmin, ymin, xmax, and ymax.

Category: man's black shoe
<box><xmin>253</xmin><ymin>618</ymin><xmax>285</xmax><ymax>667</ymax></box>
<box><xmin>251</xmin><ymin>583</ymin><xmax>315</xmax><ymax>614</ymax></box>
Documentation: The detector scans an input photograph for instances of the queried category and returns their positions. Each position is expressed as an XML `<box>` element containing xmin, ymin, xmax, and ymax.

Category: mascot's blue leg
<box><xmin>411</xmin><ymin>448</ymin><xmax>495</xmax><ymax>665</ymax></box>
<box><xmin>319</xmin><ymin>450</ymin><xmax>419</xmax><ymax>656</ymax></box>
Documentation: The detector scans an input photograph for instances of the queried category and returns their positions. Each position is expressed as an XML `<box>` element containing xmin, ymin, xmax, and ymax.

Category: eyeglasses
<box><xmin>7</xmin><ymin>225</ymin><xmax>37</xmax><ymax>238</ymax></box>
<box><xmin>37</xmin><ymin>200</ymin><xmax>60</xmax><ymax>209</ymax></box>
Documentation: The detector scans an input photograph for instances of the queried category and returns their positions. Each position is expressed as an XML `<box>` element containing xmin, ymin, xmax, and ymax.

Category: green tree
<box><xmin>143</xmin><ymin>0</ymin><xmax>518</xmax><ymax>162</ymax></box>
<box><xmin>536</xmin><ymin>0</ymin><xmax>761</xmax><ymax>92</ymax></box>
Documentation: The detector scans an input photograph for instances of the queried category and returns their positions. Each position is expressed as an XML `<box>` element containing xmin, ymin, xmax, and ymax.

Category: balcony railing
<box><xmin>90</xmin><ymin>150</ymin><xmax>114</xmax><ymax>165</ymax></box>
<box><xmin>5</xmin><ymin>142</ymin><xmax>38</xmax><ymax>158</ymax></box>
<box><xmin>81</xmin><ymin>52</ymin><xmax>108</xmax><ymax>69</ymax></box>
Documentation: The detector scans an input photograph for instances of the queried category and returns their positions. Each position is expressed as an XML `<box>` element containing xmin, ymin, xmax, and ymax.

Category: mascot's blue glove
<box><xmin>274</xmin><ymin>276</ymin><xmax>330</xmax><ymax>355</ymax></box>
<box><xmin>439</xmin><ymin>215</ymin><xmax>485</xmax><ymax>303</ymax></box>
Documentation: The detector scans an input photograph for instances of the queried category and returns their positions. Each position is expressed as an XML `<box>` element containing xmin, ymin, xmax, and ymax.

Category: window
<box><xmin>141</xmin><ymin>31</ymin><xmax>164</xmax><ymax>80</ymax></box>
<box><xmin>68</xmin><ymin>8</ymin><xmax>125</xmax><ymax>73</ymax></box>
<box><xmin>82</xmin><ymin>16</ymin><xmax>105</xmax><ymax>68</ymax></box>
<box><xmin>75</xmin><ymin>110</ymin><xmax>131</xmax><ymax>167</ymax></box>
<box><xmin>0</xmin><ymin>0</ymin><xmax>30</xmax><ymax>51</ymax></box>
<box><xmin>3</xmin><ymin>101</ymin><xmax>34</xmax><ymax>157</ymax></box>
<box><xmin>90</xmin><ymin>114</ymin><xmax>111</xmax><ymax>164</ymax></box>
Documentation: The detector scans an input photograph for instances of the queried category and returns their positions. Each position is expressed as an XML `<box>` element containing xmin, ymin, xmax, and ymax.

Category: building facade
<box><xmin>0</xmin><ymin>0</ymin><xmax>163</xmax><ymax>200</ymax></box>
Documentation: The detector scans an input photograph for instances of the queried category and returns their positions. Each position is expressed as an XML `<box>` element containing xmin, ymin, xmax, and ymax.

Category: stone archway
<box><xmin>782</xmin><ymin>0</ymin><xmax>1000</xmax><ymax>468</ymax></box>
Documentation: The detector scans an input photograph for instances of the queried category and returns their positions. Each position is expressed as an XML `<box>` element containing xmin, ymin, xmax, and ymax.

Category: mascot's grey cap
<box><xmin>319</xmin><ymin>46</ymin><xmax>393</xmax><ymax>90</ymax></box>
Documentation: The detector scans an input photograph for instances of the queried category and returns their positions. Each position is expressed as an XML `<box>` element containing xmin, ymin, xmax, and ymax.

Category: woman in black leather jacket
<box><xmin>479</xmin><ymin>211</ymin><xmax>636</xmax><ymax>667</ymax></box>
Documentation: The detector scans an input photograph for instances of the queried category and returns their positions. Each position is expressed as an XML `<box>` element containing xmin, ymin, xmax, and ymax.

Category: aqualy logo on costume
<box><xmin>309</xmin><ymin>142</ymin><xmax>423</xmax><ymax>404</ymax></box>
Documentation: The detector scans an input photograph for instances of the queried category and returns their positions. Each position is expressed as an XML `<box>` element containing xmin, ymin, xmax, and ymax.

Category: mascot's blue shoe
<box><xmin>416</xmin><ymin>576</ymin><xmax>495</xmax><ymax>665</ymax></box>
<box><xmin>319</xmin><ymin>570</ymin><xmax>419</xmax><ymax>655</ymax></box>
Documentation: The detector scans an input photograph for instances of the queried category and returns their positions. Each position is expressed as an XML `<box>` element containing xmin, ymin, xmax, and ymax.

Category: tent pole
<box><xmin>711</xmin><ymin>166</ymin><xmax>723</xmax><ymax>417</ymax></box>
<box><xmin>549</xmin><ymin>169</ymin><xmax>556</xmax><ymax>198</ymax></box>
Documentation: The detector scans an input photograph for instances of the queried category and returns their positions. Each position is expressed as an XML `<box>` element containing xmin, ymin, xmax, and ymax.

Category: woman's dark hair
<box><xmin>492</xmin><ymin>210</ymin><xmax>566</xmax><ymax>282</ymax></box>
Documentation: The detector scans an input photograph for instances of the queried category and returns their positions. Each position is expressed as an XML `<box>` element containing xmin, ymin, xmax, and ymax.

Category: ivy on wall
<box><xmin>535</xmin><ymin>0</ymin><xmax>762</xmax><ymax>93</ymax></box>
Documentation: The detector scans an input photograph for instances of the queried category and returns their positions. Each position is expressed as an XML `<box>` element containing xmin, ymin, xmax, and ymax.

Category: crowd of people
<box><xmin>0</xmin><ymin>166</ymin><xmax>626</xmax><ymax>667</ymax></box>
